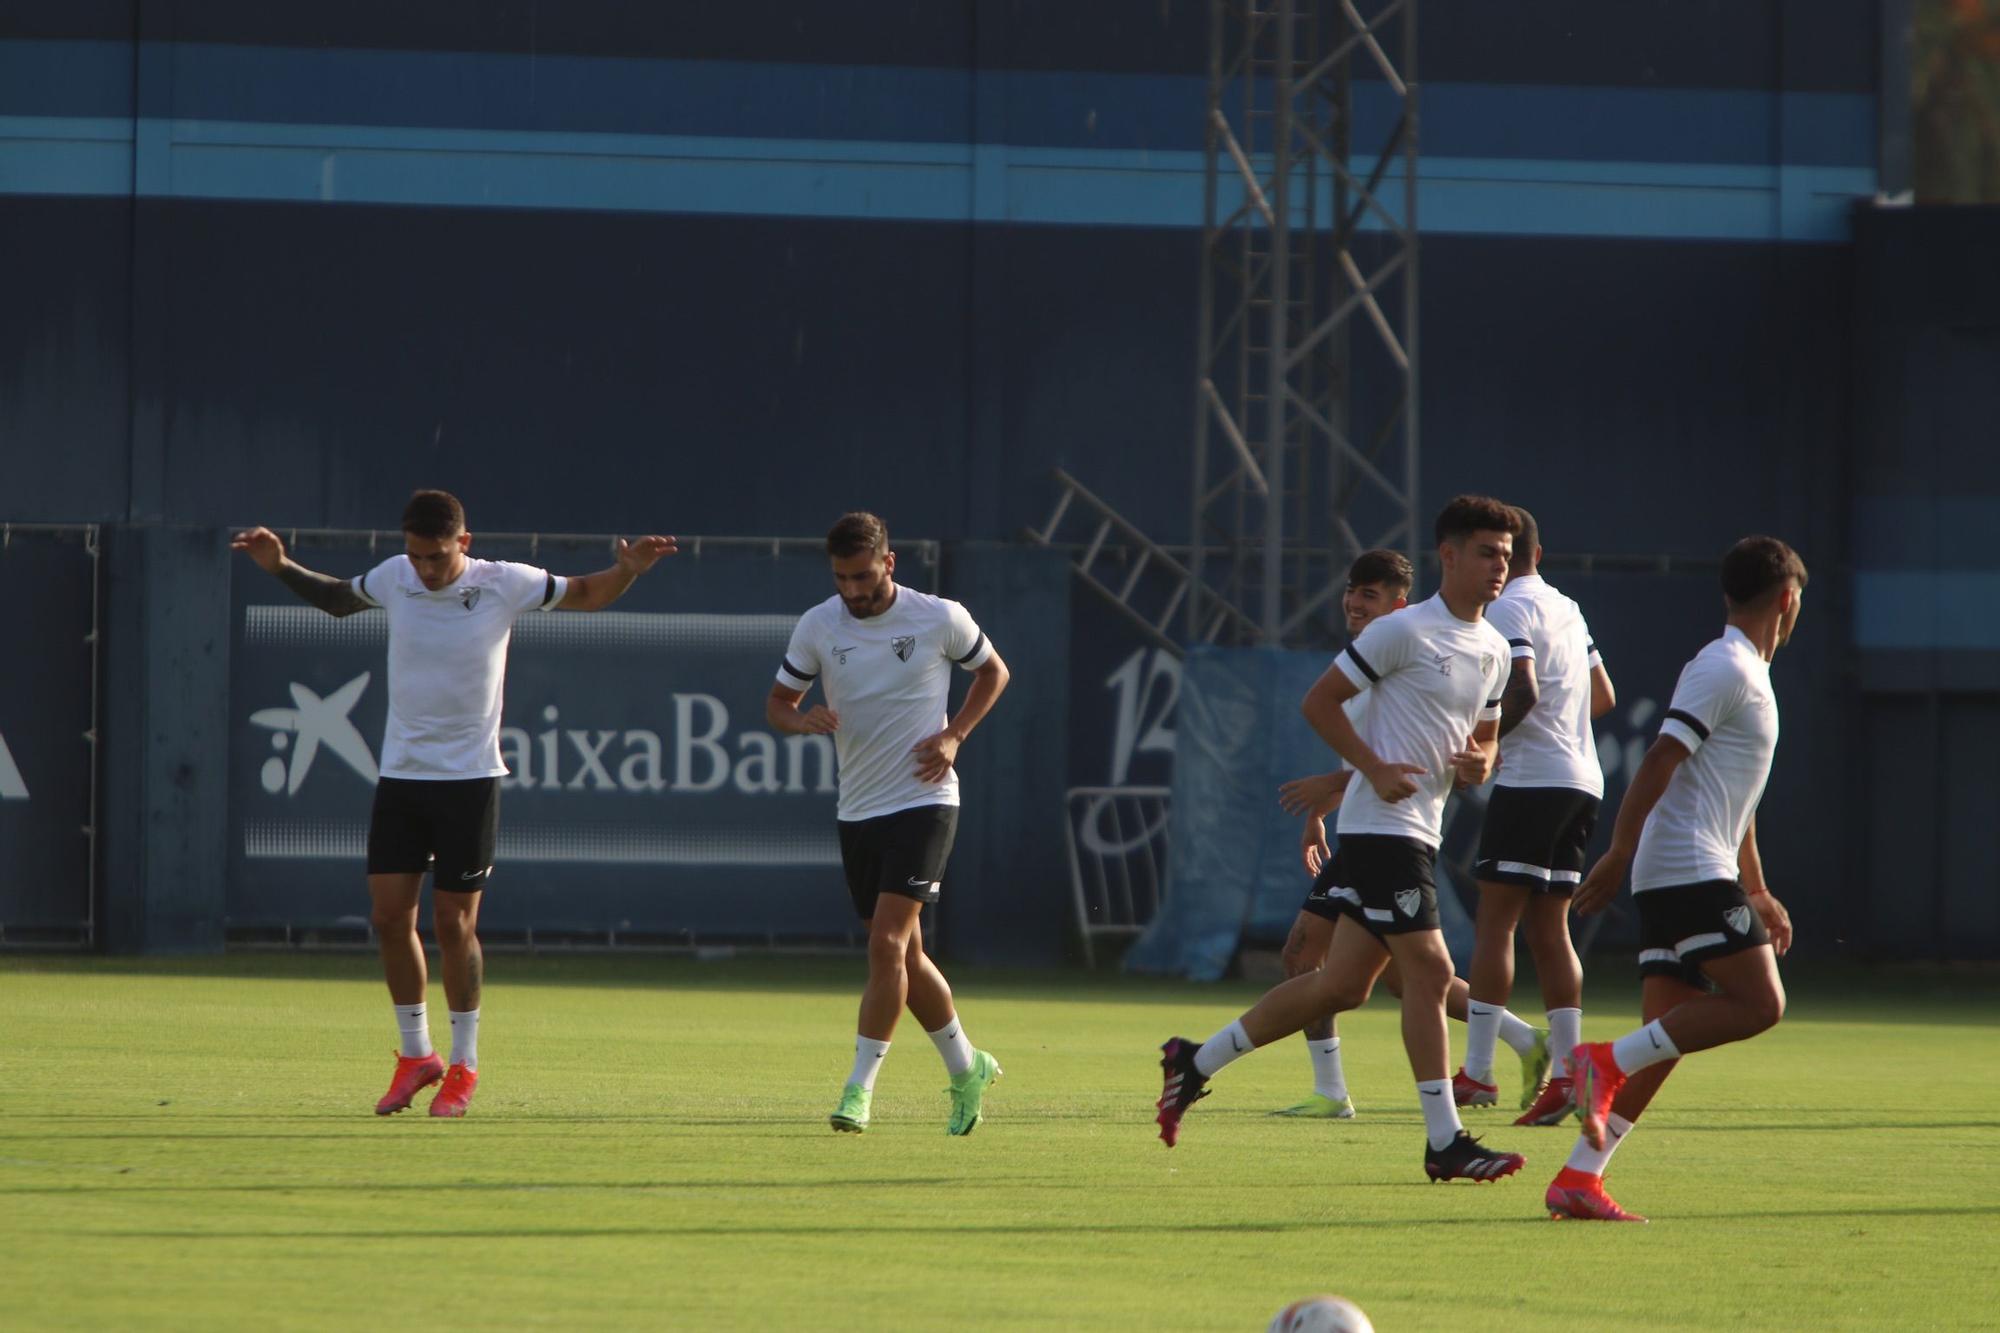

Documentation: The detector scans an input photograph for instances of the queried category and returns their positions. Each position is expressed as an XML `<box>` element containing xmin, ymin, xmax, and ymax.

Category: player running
<box><xmin>1461</xmin><ymin>508</ymin><xmax>1616</xmax><ymax>1123</ymax></box>
<box><xmin>233</xmin><ymin>491</ymin><xmax>675</xmax><ymax>1117</ymax></box>
<box><xmin>1547</xmin><ymin>536</ymin><xmax>1804</xmax><ymax>1222</ymax></box>
<box><xmin>1158</xmin><ymin>496</ymin><xmax>1529</xmax><ymax>1183</ymax></box>
<box><xmin>1271</xmin><ymin>550</ymin><xmax>1545</xmax><ymax>1120</ymax></box>
<box><xmin>767</xmin><ymin>512</ymin><xmax>1011</xmax><ymax>1136</ymax></box>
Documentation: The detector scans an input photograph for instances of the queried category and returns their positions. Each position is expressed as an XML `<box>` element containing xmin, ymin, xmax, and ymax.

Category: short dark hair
<box><xmin>1721</xmin><ymin>536</ymin><xmax>1808</xmax><ymax>608</ymax></box>
<box><xmin>826</xmin><ymin>511</ymin><xmax>889</xmax><ymax>559</ymax></box>
<box><xmin>402</xmin><ymin>490</ymin><xmax>465</xmax><ymax>540</ymax></box>
<box><xmin>1509</xmin><ymin>506</ymin><xmax>1540</xmax><ymax>571</ymax></box>
<box><xmin>1434</xmin><ymin>494</ymin><xmax>1521</xmax><ymax>546</ymax></box>
<box><xmin>1347</xmin><ymin>548</ymin><xmax>1414</xmax><ymax>595</ymax></box>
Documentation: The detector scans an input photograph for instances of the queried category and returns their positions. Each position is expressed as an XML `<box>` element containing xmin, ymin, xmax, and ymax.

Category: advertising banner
<box><xmin>228</xmin><ymin>534</ymin><xmax>937</xmax><ymax>943</ymax></box>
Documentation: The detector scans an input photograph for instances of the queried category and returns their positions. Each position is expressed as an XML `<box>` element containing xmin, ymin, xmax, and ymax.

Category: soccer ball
<box><xmin>1266</xmin><ymin>1294</ymin><xmax>1374</xmax><ymax>1333</ymax></box>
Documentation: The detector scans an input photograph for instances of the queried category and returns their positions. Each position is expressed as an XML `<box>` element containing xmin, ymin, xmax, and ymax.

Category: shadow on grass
<box><xmin>5</xmin><ymin>953</ymin><xmax>1997</xmax><ymax>1019</ymax></box>
<box><xmin>70</xmin><ymin>1201</ymin><xmax>2000</xmax><ymax>1242</ymax></box>
<box><xmin>4</xmin><ymin>1175</ymin><xmax>988</xmax><ymax>1196</ymax></box>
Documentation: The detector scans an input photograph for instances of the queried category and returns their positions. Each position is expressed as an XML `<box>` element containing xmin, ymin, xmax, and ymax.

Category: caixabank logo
<box><xmin>248</xmin><ymin>673</ymin><xmax>380</xmax><ymax>794</ymax></box>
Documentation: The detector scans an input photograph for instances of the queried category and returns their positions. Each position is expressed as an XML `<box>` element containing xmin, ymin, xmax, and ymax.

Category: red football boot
<box><xmin>428</xmin><ymin>1063</ymin><xmax>478</xmax><ymax>1118</ymax></box>
<box><xmin>1514</xmin><ymin>1075</ymin><xmax>1576</xmax><ymax>1127</ymax></box>
<box><xmin>375</xmin><ymin>1052</ymin><xmax>445</xmax><ymax>1115</ymax></box>
<box><xmin>1546</xmin><ymin>1167</ymin><xmax>1647</xmax><ymax>1222</ymax></box>
<box><xmin>1452</xmin><ymin>1066</ymin><xmax>1499</xmax><ymax>1108</ymax></box>
<box><xmin>1568</xmin><ymin>1043</ymin><xmax>1627</xmax><ymax>1151</ymax></box>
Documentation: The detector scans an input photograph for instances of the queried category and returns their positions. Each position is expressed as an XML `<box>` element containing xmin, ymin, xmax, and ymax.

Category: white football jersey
<box><xmin>776</xmin><ymin>587</ymin><xmax>993</xmax><ymax>822</ymax></box>
<box><xmin>352</xmin><ymin>556</ymin><xmax>567</xmax><ymax>780</ymax></box>
<box><xmin>1631</xmin><ymin>626</ymin><xmax>1779</xmax><ymax>892</ymax></box>
<box><xmin>1485</xmin><ymin>573</ymin><xmax>1605</xmax><ymax>796</ymax></box>
<box><xmin>1330</xmin><ymin>594</ymin><xmax>1509</xmax><ymax>849</ymax></box>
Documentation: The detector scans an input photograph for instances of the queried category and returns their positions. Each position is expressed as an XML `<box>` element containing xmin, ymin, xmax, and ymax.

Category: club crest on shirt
<box><xmin>892</xmin><ymin>635</ymin><xmax>917</xmax><ymax>662</ymax></box>
<box><xmin>1724</xmin><ymin>905</ymin><xmax>1752</xmax><ymax>935</ymax></box>
<box><xmin>1395</xmin><ymin>888</ymin><xmax>1422</xmax><ymax>917</ymax></box>
<box><xmin>459</xmin><ymin>587</ymin><xmax>481</xmax><ymax>612</ymax></box>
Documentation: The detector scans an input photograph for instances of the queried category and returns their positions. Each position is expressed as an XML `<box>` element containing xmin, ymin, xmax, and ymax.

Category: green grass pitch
<box><xmin>3</xmin><ymin>953</ymin><xmax>1995</xmax><ymax>1330</ymax></box>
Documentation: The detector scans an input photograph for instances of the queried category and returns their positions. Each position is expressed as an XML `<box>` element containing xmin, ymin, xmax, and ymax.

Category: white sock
<box><xmin>1194</xmin><ymin>1019</ymin><xmax>1255</xmax><ymax>1078</ymax></box>
<box><xmin>394</xmin><ymin>1003</ymin><xmax>432</xmax><ymax>1059</ymax></box>
<box><xmin>1548</xmin><ymin>1007</ymin><xmax>1583</xmax><ymax>1072</ymax></box>
<box><xmin>927</xmin><ymin>1018</ymin><xmax>975</xmax><ymax>1078</ymax></box>
<box><xmin>1464</xmin><ymin>1002</ymin><xmax>1503</xmax><ymax>1080</ymax></box>
<box><xmin>849</xmin><ymin>1036</ymin><xmax>891</xmax><ymax>1092</ymax></box>
<box><xmin>1611</xmin><ymin>1020</ymin><xmax>1681</xmax><ymax>1075</ymax></box>
<box><xmin>1417</xmin><ymin>1078</ymin><xmax>1463</xmax><ymax>1150</ymax></box>
<box><xmin>1564</xmin><ymin>1112</ymin><xmax>1635</xmax><ymax>1174</ymax></box>
<box><xmin>1497</xmin><ymin>1008</ymin><xmax>1539</xmax><ymax>1057</ymax></box>
<box><xmin>1308</xmin><ymin>1035</ymin><xmax>1347</xmax><ymax>1101</ymax></box>
<box><xmin>448</xmin><ymin>1009</ymin><xmax>479</xmax><ymax>1070</ymax></box>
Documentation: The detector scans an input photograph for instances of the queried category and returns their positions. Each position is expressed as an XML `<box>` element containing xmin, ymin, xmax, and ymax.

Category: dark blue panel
<box><xmin>148</xmin><ymin>201</ymin><xmax>972</xmax><ymax>535</ymax></box>
<box><xmin>3</xmin><ymin>39</ymin><xmax>1875</xmax><ymax>168</ymax></box>
<box><xmin>169</xmin><ymin>0</ymin><xmax>974</xmax><ymax>69</ymax></box>
<box><xmin>0</xmin><ymin>1</ymin><xmax>131</xmax><ymax>42</ymax></box>
<box><xmin>137</xmin><ymin>0</ymin><xmax>1878</xmax><ymax>94</ymax></box>
<box><xmin>0</xmin><ymin>194</ymin><xmax>131</xmax><ymax>522</ymax></box>
<box><xmin>0</xmin><ymin>531</ymin><xmax>95</xmax><ymax>935</ymax></box>
<box><xmin>0</xmin><ymin>36</ymin><xmax>132</xmax><ymax>117</ymax></box>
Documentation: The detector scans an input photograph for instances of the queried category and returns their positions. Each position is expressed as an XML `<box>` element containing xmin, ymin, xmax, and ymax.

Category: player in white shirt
<box><xmin>1461</xmin><ymin>508</ymin><xmax>1617</xmax><ymax>1124</ymax></box>
<box><xmin>1157</xmin><ymin>497</ymin><xmax>1530</xmax><ymax>1183</ymax></box>
<box><xmin>233</xmin><ymin>491</ymin><xmax>675</xmax><ymax>1117</ymax></box>
<box><xmin>1270</xmin><ymin>550</ymin><xmax>1544</xmax><ymax>1120</ymax></box>
<box><xmin>1548</xmin><ymin>536</ymin><xmax>1804</xmax><ymax>1223</ymax></box>
<box><xmin>766</xmin><ymin>512</ymin><xmax>1011</xmax><ymax>1136</ymax></box>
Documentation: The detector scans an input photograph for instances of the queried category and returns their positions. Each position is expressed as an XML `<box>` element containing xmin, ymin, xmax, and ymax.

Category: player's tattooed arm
<box><xmin>1497</xmin><ymin>656</ymin><xmax>1539</xmax><ymax>737</ymax></box>
<box><xmin>231</xmin><ymin>526</ymin><xmax>372</xmax><ymax>618</ymax></box>
<box><xmin>274</xmin><ymin>561</ymin><xmax>373</xmax><ymax>617</ymax></box>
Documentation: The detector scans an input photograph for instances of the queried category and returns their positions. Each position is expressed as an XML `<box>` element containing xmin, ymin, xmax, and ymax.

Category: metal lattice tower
<box><xmin>1187</xmin><ymin>0</ymin><xmax>1420</xmax><ymax>648</ymax></box>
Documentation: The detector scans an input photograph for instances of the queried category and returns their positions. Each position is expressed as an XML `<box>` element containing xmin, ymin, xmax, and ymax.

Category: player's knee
<box><xmin>1310</xmin><ymin>968</ymin><xmax>1368</xmax><ymax>1013</ymax></box>
<box><xmin>867</xmin><ymin>931</ymin><xmax>910</xmax><ymax>975</ymax></box>
<box><xmin>370</xmin><ymin>903</ymin><xmax>416</xmax><ymax>936</ymax></box>
<box><xmin>432</xmin><ymin>910</ymin><xmax>476</xmax><ymax>950</ymax></box>
<box><xmin>1396</xmin><ymin>953</ymin><xmax>1452</xmax><ymax>999</ymax></box>
<box><xmin>1748</xmin><ymin>986</ymin><xmax>1786</xmax><ymax>1033</ymax></box>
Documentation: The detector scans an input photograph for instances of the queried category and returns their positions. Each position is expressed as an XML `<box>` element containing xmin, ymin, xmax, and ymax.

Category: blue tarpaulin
<box><xmin>1126</xmin><ymin>646</ymin><xmax>1474</xmax><ymax>980</ymax></box>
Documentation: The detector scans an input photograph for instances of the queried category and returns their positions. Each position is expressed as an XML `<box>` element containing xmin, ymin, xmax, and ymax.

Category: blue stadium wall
<box><xmin>8</xmin><ymin>3</ymin><xmax>1978</xmax><ymax>959</ymax></box>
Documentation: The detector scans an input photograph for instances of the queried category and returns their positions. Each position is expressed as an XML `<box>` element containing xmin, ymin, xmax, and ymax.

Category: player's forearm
<box><xmin>273</xmin><ymin>559</ymin><xmax>371</xmax><ymax>618</ymax></box>
<box><xmin>945</xmin><ymin>661</ymin><xmax>1010</xmax><ymax>742</ymax></box>
<box><xmin>1497</xmin><ymin>678</ymin><xmax>1539</xmax><ymax>737</ymax></box>
<box><xmin>1310</xmin><ymin>772</ymin><xmax>1353</xmax><ymax>819</ymax></box>
<box><xmin>563</xmin><ymin>564</ymin><xmax>639</xmax><ymax>612</ymax></box>
<box><xmin>765</xmin><ymin>694</ymin><xmax>812</xmax><ymax>735</ymax></box>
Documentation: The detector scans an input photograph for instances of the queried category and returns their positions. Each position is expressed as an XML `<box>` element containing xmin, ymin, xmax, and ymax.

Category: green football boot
<box><xmin>946</xmin><ymin>1050</ymin><xmax>1002</xmax><ymax>1136</ymax></box>
<box><xmin>829</xmin><ymin>1082</ymin><xmax>872</xmax><ymax>1133</ymax></box>
<box><xmin>1270</xmin><ymin>1092</ymin><xmax>1356</xmax><ymax>1119</ymax></box>
<box><xmin>1518</xmin><ymin>1027</ymin><xmax>1552</xmax><ymax>1110</ymax></box>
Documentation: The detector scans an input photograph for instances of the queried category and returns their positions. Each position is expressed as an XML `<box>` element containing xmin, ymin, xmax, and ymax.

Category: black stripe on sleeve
<box><xmin>1486</xmin><ymin>698</ymin><xmax>1503</xmax><ymax>710</ymax></box>
<box><xmin>953</xmin><ymin>632</ymin><xmax>988</xmax><ymax>665</ymax></box>
<box><xmin>1664</xmin><ymin>708</ymin><xmax>1711</xmax><ymax>741</ymax></box>
<box><xmin>541</xmin><ymin>572</ymin><xmax>559</xmax><ymax>608</ymax></box>
<box><xmin>1343</xmin><ymin>643</ymin><xmax>1379</xmax><ymax>683</ymax></box>
<box><xmin>1507</xmin><ymin>637</ymin><xmax>1531</xmax><ymax>649</ymax></box>
<box><xmin>781</xmin><ymin>657</ymin><xmax>818</xmax><ymax>683</ymax></box>
<box><xmin>358</xmin><ymin>571</ymin><xmax>372</xmax><ymax>604</ymax></box>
